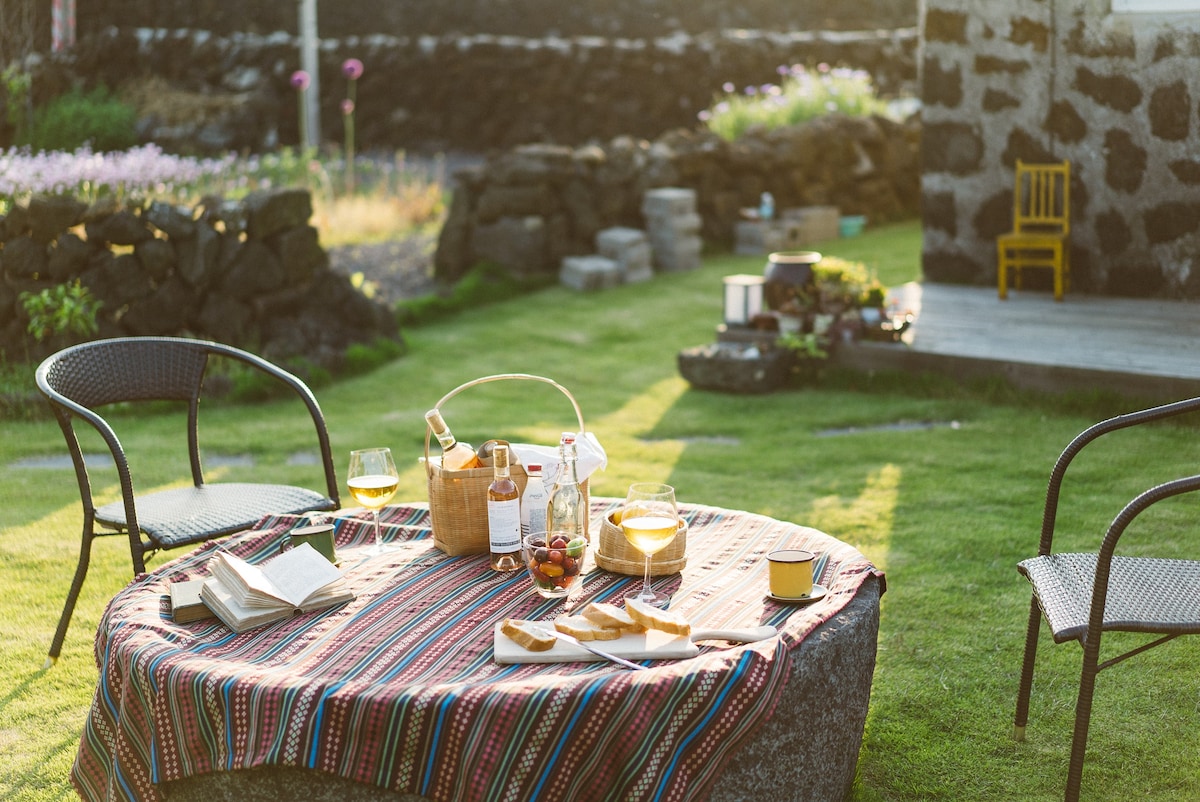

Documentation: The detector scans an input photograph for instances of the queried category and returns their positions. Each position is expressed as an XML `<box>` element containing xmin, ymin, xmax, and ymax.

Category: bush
<box><xmin>27</xmin><ymin>86</ymin><xmax>137</xmax><ymax>153</ymax></box>
<box><xmin>700</xmin><ymin>64</ymin><xmax>891</xmax><ymax>142</ymax></box>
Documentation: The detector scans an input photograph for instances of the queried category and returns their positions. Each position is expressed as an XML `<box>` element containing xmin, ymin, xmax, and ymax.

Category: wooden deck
<box><xmin>837</xmin><ymin>283</ymin><xmax>1200</xmax><ymax>404</ymax></box>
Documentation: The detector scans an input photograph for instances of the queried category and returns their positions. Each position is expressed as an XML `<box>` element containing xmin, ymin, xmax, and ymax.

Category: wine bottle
<box><xmin>487</xmin><ymin>444</ymin><xmax>522</xmax><ymax>571</ymax></box>
<box><xmin>547</xmin><ymin>432</ymin><xmax>587</xmax><ymax>543</ymax></box>
<box><xmin>425</xmin><ymin>409</ymin><xmax>483</xmax><ymax>471</ymax></box>
<box><xmin>520</xmin><ymin>463</ymin><xmax>549</xmax><ymax>538</ymax></box>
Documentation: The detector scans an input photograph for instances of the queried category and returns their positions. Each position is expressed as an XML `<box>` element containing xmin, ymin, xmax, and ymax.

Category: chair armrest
<box><xmin>1038</xmin><ymin>396</ymin><xmax>1200</xmax><ymax>556</ymax></box>
<box><xmin>1086</xmin><ymin>473</ymin><xmax>1200</xmax><ymax>640</ymax></box>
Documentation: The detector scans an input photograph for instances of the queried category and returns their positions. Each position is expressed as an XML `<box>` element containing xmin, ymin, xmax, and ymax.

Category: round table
<box><xmin>72</xmin><ymin>501</ymin><xmax>883</xmax><ymax>802</ymax></box>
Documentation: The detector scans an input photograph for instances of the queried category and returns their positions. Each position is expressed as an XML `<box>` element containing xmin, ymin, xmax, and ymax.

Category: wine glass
<box><xmin>620</xmin><ymin>482</ymin><xmax>679</xmax><ymax>609</ymax></box>
<box><xmin>347</xmin><ymin>447</ymin><xmax>399</xmax><ymax>554</ymax></box>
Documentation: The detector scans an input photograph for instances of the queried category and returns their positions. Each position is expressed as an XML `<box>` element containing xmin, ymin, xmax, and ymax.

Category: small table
<box><xmin>72</xmin><ymin>500</ymin><xmax>884</xmax><ymax>802</ymax></box>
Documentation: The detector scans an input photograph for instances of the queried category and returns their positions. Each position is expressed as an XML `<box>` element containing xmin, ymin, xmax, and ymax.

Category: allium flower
<box><xmin>722</xmin><ymin>82</ymin><xmax>735</xmax><ymax>93</ymax></box>
<box><xmin>290</xmin><ymin>70</ymin><xmax>310</xmax><ymax>91</ymax></box>
<box><xmin>341</xmin><ymin>99</ymin><xmax>355</xmax><ymax>116</ymax></box>
<box><xmin>342</xmin><ymin>58</ymin><xmax>364</xmax><ymax>80</ymax></box>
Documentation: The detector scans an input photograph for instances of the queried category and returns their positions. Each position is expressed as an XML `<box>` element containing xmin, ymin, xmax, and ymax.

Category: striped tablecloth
<box><xmin>72</xmin><ymin>500</ymin><xmax>883</xmax><ymax>802</ymax></box>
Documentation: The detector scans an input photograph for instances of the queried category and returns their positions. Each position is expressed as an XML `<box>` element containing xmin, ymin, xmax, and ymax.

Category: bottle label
<box><xmin>488</xmin><ymin>498</ymin><xmax>522</xmax><ymax>552</ymax></box>
<box><xmin>521</xmin><ymin>476</ymin><xmax>549</xmax><ymax>537</ymax></box>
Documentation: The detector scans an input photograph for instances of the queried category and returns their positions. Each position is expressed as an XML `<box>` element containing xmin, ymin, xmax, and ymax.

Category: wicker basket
<box><xmin>425</xmin><ymin>374</ymin><xmax>589</xmax><ymax>556</ymax></box>
<box><xmin>594</xmin><ymin>511</ymin><xmax>687</xmax><ymax>576</ymax></box>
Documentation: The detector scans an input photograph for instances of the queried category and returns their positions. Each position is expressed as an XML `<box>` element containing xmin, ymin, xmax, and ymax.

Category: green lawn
<box><xmin>4</xmin><ymin>218</ymin><xmax>1200</xmax><ymax>800</ymax></box>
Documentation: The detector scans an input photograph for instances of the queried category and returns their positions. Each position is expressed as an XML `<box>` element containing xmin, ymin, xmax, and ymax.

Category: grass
<box><xmin>4</xmin><ymin>217</ymin><xmax>1200</xmax><ymax>800</ymax></box>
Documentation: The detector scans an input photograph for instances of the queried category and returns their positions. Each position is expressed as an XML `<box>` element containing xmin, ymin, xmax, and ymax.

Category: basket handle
<box><xmin>423</xmin><ymin>374</ymin><xmax>586</xmax><ymax>476</ymax></box>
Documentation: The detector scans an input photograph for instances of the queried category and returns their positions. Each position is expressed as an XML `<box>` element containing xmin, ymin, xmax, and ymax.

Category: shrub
<box><xmin>18</xmin><ymin>281</ymin><xmax>102</xmax><ymax>342</ymax></box>
<box><xmin>27</xmin><ymin>85</ymin><xmax>137</xmax><ymax>153</ymax></box>
<box><xmin>700</xmin><ymin>64</ymin><xmax>891</xmax><ymax>142</ymax></box>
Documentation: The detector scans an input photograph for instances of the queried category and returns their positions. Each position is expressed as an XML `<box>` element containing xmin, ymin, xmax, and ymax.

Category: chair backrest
<box><xmin>36</xmin><ymin>336</ymin><xmax>340</xmax><ymax>503</ymax></box>
<box><xmin>1012</xmin><ymin>159</ymin><xmax>1070</xmax><ymax>236</ymax></box>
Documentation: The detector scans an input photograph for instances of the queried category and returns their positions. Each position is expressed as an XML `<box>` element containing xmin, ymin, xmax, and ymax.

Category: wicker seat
<box><xmin>1014</xmin><ymin>395</ymin><xmax>1200</xmax><ymax>801</ymax></box>
<box><xmin>37</xmin><ymin>337</ymin><xmax>341</xmax><ymax>664</ymax></box>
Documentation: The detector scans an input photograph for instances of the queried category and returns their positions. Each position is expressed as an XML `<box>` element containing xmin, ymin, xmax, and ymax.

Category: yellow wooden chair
<box><xmin>997</xmin><ymin>159</ymin><xmax>1070</xmax><ymax>301</ymax></box>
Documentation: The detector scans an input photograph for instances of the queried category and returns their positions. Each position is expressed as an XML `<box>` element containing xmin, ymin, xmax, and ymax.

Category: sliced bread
<box><xmin>500</xmin><ymin>618</ymin><xmax>557</xmax><ymax>652</ymax></box>
<box><xmin>554</xmin><ymin>614</ymin><xmax>622</xmax><ymax>641</ymax></box>
<box><xmin>582</xmin><ymin>601</ymin><xmax>646</xmax><ymax>633</ymax></box>
<box><xmin>625</xmin><ymin>597</ymin><xmax>692</xmax><ymax>637</ymax></box>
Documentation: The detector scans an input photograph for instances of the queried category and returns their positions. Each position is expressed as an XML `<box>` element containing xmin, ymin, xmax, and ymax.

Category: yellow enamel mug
<box><xmin>767</xmin><ymin>549</ymin><xmax>814</xmax><ymax>598</ymax></box>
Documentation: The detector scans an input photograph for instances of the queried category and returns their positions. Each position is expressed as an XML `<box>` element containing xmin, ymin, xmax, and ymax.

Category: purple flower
<box><xmin>342</xmin><ymin>58</ymin><xmax>364</xmax><ymax>80</ymax></box>
<box><xmin>722</xmin><ymin>82</ymin><xmax>735</xmax><ymax>93</ymax></box>
<box><xmin>290</xmin><ymin>71</ymin><xmax>310</xmax><ymax>91</ymax></box>
<box><xmin>341</xmin><ymin>99</ymin><xmax>355</xmax><ymax>116</ymax></box>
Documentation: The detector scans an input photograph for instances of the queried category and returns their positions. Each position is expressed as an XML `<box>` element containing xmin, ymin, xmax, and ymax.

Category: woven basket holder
<box><xmin>594</xmin><ymin>511</ymin><xmax>688</xmax><ymax>576</ymax></box>
<box><xmin>425</xmin><ymin>374</ymin><xmax>589</xmax><ymax>556</ymax></box>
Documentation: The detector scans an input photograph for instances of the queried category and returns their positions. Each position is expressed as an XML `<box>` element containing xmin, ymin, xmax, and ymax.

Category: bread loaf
<box><xmin>500</xmin><ymin>618</ymin><xmax>557</xmax><ymax>652</ymax></box>
<box><xmin>625</xmin><ymin>597</ymin><xmax>692</xmax><ymax>637</ymax></box>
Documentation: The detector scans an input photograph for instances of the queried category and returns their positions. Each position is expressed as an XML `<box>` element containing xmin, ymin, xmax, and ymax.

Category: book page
<box><xmin>258</xmin><ymin>543</ymin><xmax>344</xmax><ymax>608</ymax></box>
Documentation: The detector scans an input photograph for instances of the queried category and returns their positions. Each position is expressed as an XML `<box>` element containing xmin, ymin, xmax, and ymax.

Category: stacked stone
<box><xmin>596</xmin><ymin>227</ymin><xmax>653</xmax><ymax>283</ymax></box>
<box><xmin>559</xmin><ymin>254</ymin><xmax>622</xmax><ymax>292</ymax></box>
<box><xmin>641</xmin><ymin>188</ymin><xmax>702</xmax><ymax>273</ymax></box>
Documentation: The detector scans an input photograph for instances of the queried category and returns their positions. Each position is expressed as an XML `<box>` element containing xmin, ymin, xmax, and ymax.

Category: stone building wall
<box><xmin>921</xmin><ymin>0</ymin><xmax>1200</xmax><ymax>297</ymax></box>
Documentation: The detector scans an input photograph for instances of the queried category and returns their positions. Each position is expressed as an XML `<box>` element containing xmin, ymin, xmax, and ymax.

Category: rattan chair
<box><xmin>1014</xmin><ymin>395</ymin><xmax>1200</xmax><ymax>801</ymax></box>
<box><xmin>37</xmin><ymin>336</ymin><xmax>341</xmax><ymax>665</ymax></box>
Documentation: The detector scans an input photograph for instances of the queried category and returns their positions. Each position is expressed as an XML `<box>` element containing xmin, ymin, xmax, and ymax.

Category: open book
<box><xmin>200</xmin><ymin>543</ymin><xmax>354</xmax><ymax>633</ymax></box>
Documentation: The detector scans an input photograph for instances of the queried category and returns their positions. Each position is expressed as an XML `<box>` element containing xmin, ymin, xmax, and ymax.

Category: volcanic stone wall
<box><xmin>0</xmin><ymin>190</ymin><xmax>398</xmax><ymax>366</ymax></box>
<box><xmin>921</xmin><ymin>0</ymin><xmax>1200</xmax><ymax>297</ymax></box>
<box><xmin>17</xmin><ymin>26</ymin><xmax>917</xmax><ymax>157</ymax></box>
<box><xmin>68</xmin><ymin>0</ymin><xmax>917</xmax><ymax>39</ymax></box>
<box><xmin>434</xmin><ymin>114</ymin><xmax>920</xmax><ymax>282</ymax></box>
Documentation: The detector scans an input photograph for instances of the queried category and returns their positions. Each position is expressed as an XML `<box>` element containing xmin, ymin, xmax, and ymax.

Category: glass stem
<box><xmin>642</xmin><ymin>554</ymin><xmax>653</xmax><ymax>599</ymax></box>
<box><xmin>372</xmin><ymin>509</ymin><xmax>382</xmax><ymax>550</ymax></box>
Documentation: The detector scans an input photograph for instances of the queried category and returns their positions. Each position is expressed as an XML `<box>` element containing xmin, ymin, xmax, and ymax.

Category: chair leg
<box><xmin>46</xmin><ymin>522</ymin><xmax>96</xmax><ymax>667</ymax></box>
<box><xmin>1053</xmin><ymin>245</ymin><xmax>1064</xmax><ymax>302</ymax></box>
<box><xmin>1014</xmin><ymin>594</ymin><xmax>1042</xmax><ymax>740</ymax></box>
<box><xmin>1065</xmin><ymin>635</ymin><xmax>1102</xmax><ymax>802</ymax></box>
<box><xmin>998</xmin><ymin>246</ymin><xmax>1009</xmax><ymax>300</ymax></box>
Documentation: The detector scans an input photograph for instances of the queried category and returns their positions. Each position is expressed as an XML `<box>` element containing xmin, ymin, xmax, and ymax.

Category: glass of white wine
<box><xmin>620</xmin><ymin>482</ymin><xmax>679</xmax><ymax>609</ymax></box>
<box><xmin>347</xmin><ymin>447</ymin><xmax>399</xmax><ymax>554</ymax></box>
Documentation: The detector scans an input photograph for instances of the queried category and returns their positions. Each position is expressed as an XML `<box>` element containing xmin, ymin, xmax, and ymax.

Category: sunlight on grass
<box><xmin>808</xmin><ymin>464</ymin><xmax>899</xmax><ymax>572</ymax></box>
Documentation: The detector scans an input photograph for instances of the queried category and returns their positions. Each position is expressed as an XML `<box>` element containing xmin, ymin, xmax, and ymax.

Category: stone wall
<box><xmin>14</xmin><ymin>26</ymin><xmax>918</xmax><ymax>156</ymax></box>
<box><xmin>434</xmin><ymin>114</ymin><xmax>921</xmax><ymax>283</ymax></box>
<box><xmin>68</xmin><ymin>0</ymin><xmax>917</xmax><ymax>39</ymax></box>
<box><xmin>921</xmin><ymin>0</ymin><xmax>1200</xmax><ymax>297</ymax></box>
<box><xmin>0</xmin><ymin>189</ymin><xmax>398</xmax><ymax>366</ymax></box>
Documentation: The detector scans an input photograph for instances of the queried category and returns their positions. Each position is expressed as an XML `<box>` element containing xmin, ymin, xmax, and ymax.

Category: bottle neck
<box><xmin>434</xmin><ymin>430</ymin><xmax>458</xmax><ymax>451</ymax></box>
<box><xmin>494</xmin><ymin>446</ymin><xmax>511</xmax><ymax>478</ymax></box>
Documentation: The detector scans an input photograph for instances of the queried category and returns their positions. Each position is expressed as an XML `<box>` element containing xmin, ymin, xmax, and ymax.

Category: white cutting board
<box><xmin>494</xmin><ymin>621</ymin><xmax>698</xmax><ymax>664</ymax></box>
<box><xmin>493</xmin><ymin>621</ymin><xmax>778</xmax><ymax>664</ymax></box>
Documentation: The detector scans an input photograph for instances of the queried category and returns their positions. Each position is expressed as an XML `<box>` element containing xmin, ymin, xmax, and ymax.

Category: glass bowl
<box><xmin>522</xmin><ymin>532</ymin><xmax>587</xmax><ymax>598</ymax></box>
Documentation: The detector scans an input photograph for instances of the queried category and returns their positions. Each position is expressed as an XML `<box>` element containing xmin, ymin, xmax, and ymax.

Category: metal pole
<box><xmin>299</xmin><ymin>0</ymin><xmax>320</xmax><ymax>147</ymax></box>
<box><xmin>52</xmin><ymin>0</ymin><xmax>76</xmax><ymax>52</ymax></box>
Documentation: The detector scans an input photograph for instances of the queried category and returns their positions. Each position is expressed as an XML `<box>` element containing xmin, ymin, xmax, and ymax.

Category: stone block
<box><xmin>734</xmin><ymin>221</ymin><xmax>802</xmax><ymax>255</ymax></box>
<box><xmin>560</xmin><ymin>254</ymin><xmax>622</xmax><ymax>292</ymax></box>
<box><xmin>650</xmin><ymin>235</ymin><xmax>702</xmax><ymax>272</ymax></box>
<box><xmin>596</xmin><ymin>226</ymin><xmax>647</xmax><ymax>256</ymax></box>
<box><xmin>781</xmin><ymin>206</ymin><xmax>841</xmax><ymax>244</ymax></box>
<box><xmin>641</xmin><ymin>187</ymin><xmax>696</xmax><ymax>219</ymax></box>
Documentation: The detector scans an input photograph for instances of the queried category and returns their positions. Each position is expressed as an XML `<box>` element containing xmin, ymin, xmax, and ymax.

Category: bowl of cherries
<box><xmin>522</xmin><ymin>532</ymin><xmax>587</xmax><ymax>598</ymax></box>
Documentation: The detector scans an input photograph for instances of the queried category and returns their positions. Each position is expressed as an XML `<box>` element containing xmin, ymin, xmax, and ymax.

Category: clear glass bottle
<box><xmin>425</xmin><ymin>408</ymin><xmax>483</xmax><ymax>471</ymax></box>
<box><xmin>520</xmin><ymin>463</ymin><xmax>549</xmax><ymax>539</ymax></box>
<box><xmin>547</xmin><ymin>432</ymin><xmax>587</xmax><ymax>543</ymax></box>
<box><xmin>487</xmin><ymin>444</ymin><xmax>522</xmax><ymax>571</ymax></box>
